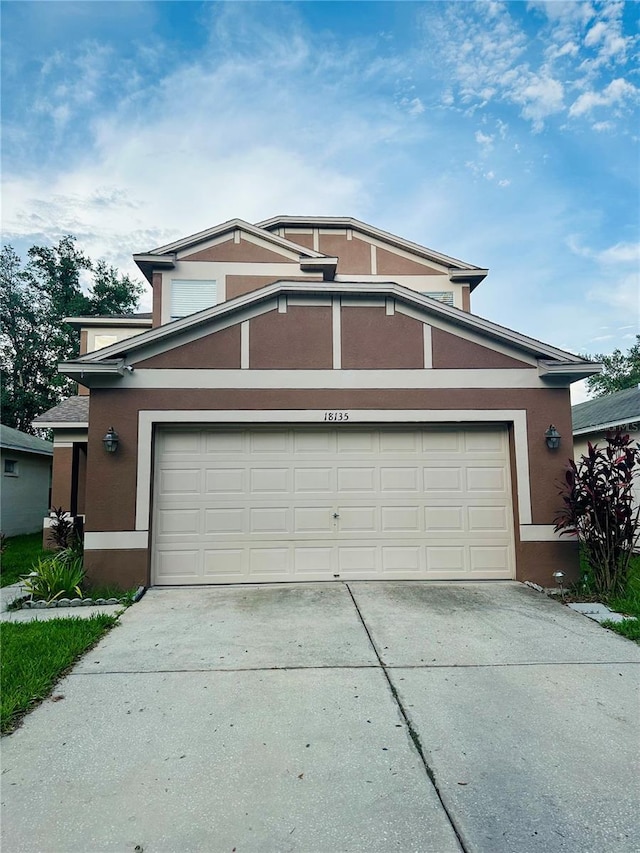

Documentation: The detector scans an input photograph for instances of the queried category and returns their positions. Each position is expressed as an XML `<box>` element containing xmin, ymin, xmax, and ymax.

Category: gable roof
<box><xmin>0</xmin><ymin>424</ymin><xmax>53</xmax><ymax>456</ymax></box>
<box><xmin>133</xmin><ymin>218</ymin><xmax>327</xmax><ymax>282</ymax></box>
<box><xmin>256</xmin><ymin>216</ymin><xmax>488</xmax><ymax>288</ymax></box>
<box><xmin>32</xmin><ymin>397</ymin><xmax>90</xmax><ymax>429</ymax></box>
<box><xmin>572</xmin><ymin>385</ymin><xmax>640</xmax><ymax>434</ymax></box>
<box><xmin>58</xmin><ymin>279</ymin><xmax>601</xmax><ymax>385</ymax></box>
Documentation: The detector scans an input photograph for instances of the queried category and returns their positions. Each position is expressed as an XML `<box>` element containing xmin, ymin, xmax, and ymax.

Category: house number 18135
<box><xmin>323</xmin><ymin>411</ymin><xmax>349</xmax><ymax>421</ymax></box>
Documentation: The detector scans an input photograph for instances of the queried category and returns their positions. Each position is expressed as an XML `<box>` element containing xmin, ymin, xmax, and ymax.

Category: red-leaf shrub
<box><xmin>554</xmin><ymin>429</ymin><xmax>640</xmax><ymax>597</ymax></box>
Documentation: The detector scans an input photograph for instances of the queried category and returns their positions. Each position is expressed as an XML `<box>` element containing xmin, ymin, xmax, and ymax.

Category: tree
<box><xmin>586</xmin><ymin>335</ymin><xmax>640</xmax><ymax>398</ymax></box>
<box><xmin>1</xmin><ymin>237</ymin><xmax>144</xmax><ymax>433</ymax></box>
<box><xmin>554</xmin><ymin>430</ymin><xmax>640</xmax><ymax>598</ymax></box>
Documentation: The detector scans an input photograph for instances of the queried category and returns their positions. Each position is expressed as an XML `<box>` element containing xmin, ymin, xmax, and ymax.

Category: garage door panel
<box><xmin>468</xmin><ymin>506</ymin><xmax>509</xmax><ymax>531</ymax></box>
<box><xmin>294</xmin><ymin>507</ymin><xmax>334</xmax><ymax>533</ymax></box>
<box><xmin>204</xmin><ymin>431</ymin><xmax>243</xmax><ymax>454</ymax></box>
<box><xmin>205</xmin><ymin>468</ymin><xmax>245</xmax><ymax>494</ymax></box>
<box><xmin>203</xmin><ymin>549</ymin><xmax>244</xmax><ymax>578</ymax></box>
<box><xmin>250</xmin><ymin>467</ymin><xmax>289</xmax><ymax>492</ymax></box>
<box><xmin>157</xmin><ymin>509</ymin><xmax>200</xmax><ymax>536</ymax></box>
<box><xmin>382</xmin><ymin>546</ymin><xmax>422</xmax><ymax>572</ymax></box>
<box><xmin>338</xmin><ymin>466</ymin><xmax>376</xmax><ymax>492</ymax></box>
<box><xmin>338</xmin><ymin>506</ymin><xmax>377</xmax><ymax>532</ymax></box>
<box><xmin>469</xmin><ymin>546</ymin><xmax>511</xmax><ymax>572</ymax></box>
<box><xmin>249</xmin><ymin>507</ymin><xmax>289</xmax><ymax>533</ymax></box>
<box><xmin>425</xmin><ymin>506</ymin><xmax>465</xmax><ymax>531</ymax></box>
<box><xmin>153</xmin><ymin>426</ymin><xmax>515</xmax><ymax>584</ymax></box>
<box><xmin>250</xmin><ymin>548</ymin><xmax>290</xmax><ymax>574</ymax></box>
<box><xmin>158</xmin><ymin>469</ymin><xmax>201</xmax><ymax>495</ymax></box>
<box><xmin>381</xmin><ymin>506</ymin><xmax>421</xmax><ymax>531</ymax></box>
<box><xmin>423</xmin><ymin>467</ymin><xmax>463</xmax><ymax>492</ymax></box>
<box><xmin>204</xmin><ymin>508</ymin><xmax>245</xmax><ymax>534</ymax></box>
<box><xmin>426</xmin><ymin>546</ymin><xmax>466</xmax><ymax>572</ymax></box>
<box><xmin>294</xmin><ymin>547</ymin><xmax>334</xmax><ymax>574</ymax></box>
<box><xmin>156</xmin><ymin>550</ymin><xmax>200</xmax><ymax>581</ymax></box>
<box><xmin>294</xmin><ymin>468</ymin><xmax>333</xmax><ymax>492</ymax></box>
<box><xmin>381</xmin><ymin>467</ymin><xmax>419</xmax><ymax>492</ymax></box>
<box><xmin>338</xmin><ymin>547</ymin><xmax>377</xmax><ymax>573</ymax></box>
<box><xmin>466</xmin><ymin>466</ymin><xmax>507</xmax><ymax>492</ymax></box>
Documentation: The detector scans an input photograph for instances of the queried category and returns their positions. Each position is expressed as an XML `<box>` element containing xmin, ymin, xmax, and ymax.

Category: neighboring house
<box><xmin>34</xmin><ymin>216</ymin><xmax>600</xmax><ymax>589</ymax></box>
<box><xmin>0</xmin><ymin>425</ymin><xmax>53</xmax><ymax>537</ymax></box>
<box><xmin>572</xmin><ymin>385</ymin><xmax>640</xmax><ymax>505</ymax></box>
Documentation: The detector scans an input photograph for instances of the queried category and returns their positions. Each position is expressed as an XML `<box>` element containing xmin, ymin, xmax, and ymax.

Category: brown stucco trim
<box><xmin>51</xmin><ymin>446</ymin><xmax>73</xmax><ymax>510</ymax></box>
<box><xmin>284</xmin><ymin>231</ymin><xmax>315</xmax><ymax>250</ymax></box>
<box><xmin>462</xmin><ymin>286</ymin><xmax>471</xmax><ymax>312</ymax></box>
<box><xmin>80</xmin><ymin>330</ymin><xmax>88</xmax><ymax>356</ymax></box>
<box><xmin>152</xmin><ymin>273</ymin><xmax>162</xmax><ymax>328</ymax></box>
<box><xmin>432</xmin><ymin>327</ymin><xmax>533</xmax><ymax>369</ymax></box>
<box><xmin>249</xmin><ymin>306</ymin><xmax>333</xmax><ymax>369</ymax></box>
<box><xmin>376</xmin><ymin>247</ymin><xmax>441</xmax><ymax>276</ymax></box>
<box><xmin>84</xmin><ymin>548</ymin><xmax>149</xmax><ymax>587</ymax></box>
<box><xmin>85</xmin><ymin>385</ymin><xmax>573</xmax><ymax>537</ymax></box>
<box><xmin>182</xmin><ymin>238</ymin><xmax>296</xmax><ymax>263</ymax></box>
<box><xmin>134</xmin><ymin>324</ymin><xmax>241</xmax><ymax>369</ymax></box>
<box><xmin>341</xmin><ymin>307</ymin><xmax>424</xmax><ymax>369</ymax></box>
<box><xmin>226</xmin><ymin>275</ymin><xmax>322</xmax><ymax>300</ymax></box>
<box><xmin>319</xmin><ymin>233</ymin><xmax>371</xmax><ymax>274</ymax></box>
<box><xmin>515</xmin><ymin>540</ymin><xmax>579</xmax><ymax>586</ymax></box>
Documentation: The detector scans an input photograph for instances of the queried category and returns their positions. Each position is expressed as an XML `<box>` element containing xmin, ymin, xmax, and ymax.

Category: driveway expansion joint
<box><xmin>345</xmin><ymin>583</ymin><xmax>469</xmax><ymax>853</ymax></box>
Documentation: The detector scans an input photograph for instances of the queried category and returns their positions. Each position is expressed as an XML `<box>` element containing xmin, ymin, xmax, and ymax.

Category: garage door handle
<box><xmin>333</xmin><ymin>512</ymin><xmax>340</xmax><ymax>518</ymax></box>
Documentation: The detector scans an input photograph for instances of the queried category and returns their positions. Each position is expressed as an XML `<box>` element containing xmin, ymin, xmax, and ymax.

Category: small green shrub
<box><xmin>22</xmin><ymin>549</ymin><xmax>85</xmax><ymax>602</ymax></box>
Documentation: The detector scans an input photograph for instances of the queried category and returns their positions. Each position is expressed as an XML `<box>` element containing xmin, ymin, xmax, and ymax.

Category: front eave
<box><xmin>58</xmin><ymin>280</ymin><xmax>601</xmax><ymax>384</ymax></box>
<box><xmin>133</xmin><ymin>254</ymin><xmax>176</xmax><ymax>284</ymax></box>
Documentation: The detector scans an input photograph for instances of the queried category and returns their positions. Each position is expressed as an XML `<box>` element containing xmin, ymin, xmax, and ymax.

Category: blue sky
<box><xmin>2</xmin><ymin>1</ymin><xmax>638</xmax><ymax>402</ymax></box>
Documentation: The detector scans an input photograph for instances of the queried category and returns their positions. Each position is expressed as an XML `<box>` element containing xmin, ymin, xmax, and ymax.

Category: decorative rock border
<box><xmin>13</xmin><ymin>586</ymin><xmax>146</xmax><ymax>611</ymax></box>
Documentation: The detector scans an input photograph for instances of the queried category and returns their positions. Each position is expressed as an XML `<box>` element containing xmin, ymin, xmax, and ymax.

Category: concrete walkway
<box><xmin>1</xmin><ymin>582</ymin><xmax>639</xmax><ymax>852</ymax></box>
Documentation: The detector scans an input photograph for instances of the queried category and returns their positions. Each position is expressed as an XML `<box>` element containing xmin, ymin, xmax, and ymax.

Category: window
<box><xmin>170</xmin><ymin>280</ymin><xmax>217</xmax><ymax>320</ymax></box>
<box><xmin>425</xmin><ymin>291</ymin><xmax>454</xmax><ymax>306</ymax></box>
<box><xmin>4</xmin><ymin>459</ymin><xmax>18</xmax><ymax>476</ymax></box>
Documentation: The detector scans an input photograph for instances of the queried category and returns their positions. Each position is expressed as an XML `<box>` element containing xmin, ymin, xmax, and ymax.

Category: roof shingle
<box><xmin>572</xmin><ymin>386</ymin><xmax>640</xmax><ymax>432</ymax></box>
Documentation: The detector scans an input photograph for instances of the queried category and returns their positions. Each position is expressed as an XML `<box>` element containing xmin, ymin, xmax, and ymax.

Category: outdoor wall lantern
<box><xmin>545</xmin><ymin>424</ymin><xmax>561</xmax><ymax>450</ymax></box>
<box><xmin>102</xmin><ymin>427</ymin><xmax>120</xmax><ymax>454</ymax></box>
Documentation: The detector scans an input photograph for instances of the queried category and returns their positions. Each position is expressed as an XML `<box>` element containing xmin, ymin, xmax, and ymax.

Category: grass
<box><xmin>0</xmin><ymin>614</ymin><xmax>118</xmax><ymax>734</ymax></box>
<box><xmin>576</xmin><ymin>551</ymin><xmax>640</xmax><ymax>644</ymax></box>
<box><xmin>0</xmin><ymin>533</ymin><xmax>47</xmax><ymax>587</ymax></box>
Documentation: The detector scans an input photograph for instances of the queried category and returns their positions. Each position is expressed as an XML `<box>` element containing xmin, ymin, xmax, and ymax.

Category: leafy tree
<box><xmin>554</xmin><ymin>430</ymin><xmax>639</xmax><ymax>598</ymax></box>
<box><xmin>586</xmin><ymin>335</ymin><xmax>640</xmax><ymax>398</ymax></box>
<box><xmin>1</xmin><ymin>237</ymin><xmax>144</xmax><ymax>433</ymax></box>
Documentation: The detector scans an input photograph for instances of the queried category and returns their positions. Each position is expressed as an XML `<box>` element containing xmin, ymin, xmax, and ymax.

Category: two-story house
<box><xmin>34</xmin><ymin>216</ymin><xmax>600</xmax><ymax>588</ymax></box>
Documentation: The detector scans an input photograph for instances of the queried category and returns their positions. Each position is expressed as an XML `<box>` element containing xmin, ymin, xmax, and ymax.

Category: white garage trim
<box><xmin>519</xmin><ymin>525</ymin><xmax>563</xmax><ymax>542</ymax></box>
<box><xmin>85</xmin><ymin>531</ymin><xmax>149</xmax><ymax>549</ymax></box>
<box><xmin>136</xmin><ymin>409</ymin><xmax>531</xmax><ymax>531</ymax></box>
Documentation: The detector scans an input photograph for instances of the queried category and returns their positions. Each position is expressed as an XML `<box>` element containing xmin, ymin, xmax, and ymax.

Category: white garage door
<box><xmin>152</xmin><ymin>425</ymin><xmax>515</xmax><ymax>585</ymax></box>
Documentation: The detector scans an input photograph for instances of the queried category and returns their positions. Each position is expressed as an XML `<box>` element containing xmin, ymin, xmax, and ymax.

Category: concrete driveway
<box><xmin>2</xmin><ymin>582</ymin><xmax>639</xmax><ymax>853</ymax></box>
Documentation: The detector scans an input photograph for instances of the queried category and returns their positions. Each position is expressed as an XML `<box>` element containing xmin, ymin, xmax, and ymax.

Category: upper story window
<box><xmin>170</xmin><ymin>280</ymin><xmax>217</xmax><ymax>321</ymax></box>
<box><xmin>426</xmin><ymin>291</ymin><xmax>454</xmax><ymax>306</ymax></box>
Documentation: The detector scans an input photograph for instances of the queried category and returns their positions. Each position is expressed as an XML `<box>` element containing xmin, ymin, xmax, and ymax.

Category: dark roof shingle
<box><xmin>0</xmin><ymin>424</ymin><xmax>53</xmax><ymax>455</ymax></box>
<box><xmin>572</xmin><ymin>386</ymin><xmax>640</xmax><ymax>432</ymax></box>
<box><xmin>32</xmin><ymin>396</ymin><xmax>90</xmax><ymax>426</ymax></box>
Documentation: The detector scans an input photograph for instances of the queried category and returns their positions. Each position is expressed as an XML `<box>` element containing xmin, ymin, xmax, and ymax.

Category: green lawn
<box><xmin>0</xmin><ymin>615</ymin><xmax>118</xmax><ymax>734</ymax></box>
<box><xmin>603</xmin><ymin>554</ymin><xmax>640</xmax><ymax>643</ymax></box>
<box><xmin>0</xmin><ymin>533</ymin><xmax>47</xmax><ymax>587</ymax></box>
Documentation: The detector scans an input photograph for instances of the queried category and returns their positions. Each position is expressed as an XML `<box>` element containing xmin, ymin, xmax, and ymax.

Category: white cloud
<box><xmin>569</xmin><ymin>77</ymin><xmax>638</xmax><ymax>116</ymax></box>
<box><xmin>475</xmin><ymin>130</ymin><xmax>494</xmax><ymax>148</ymax></box>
